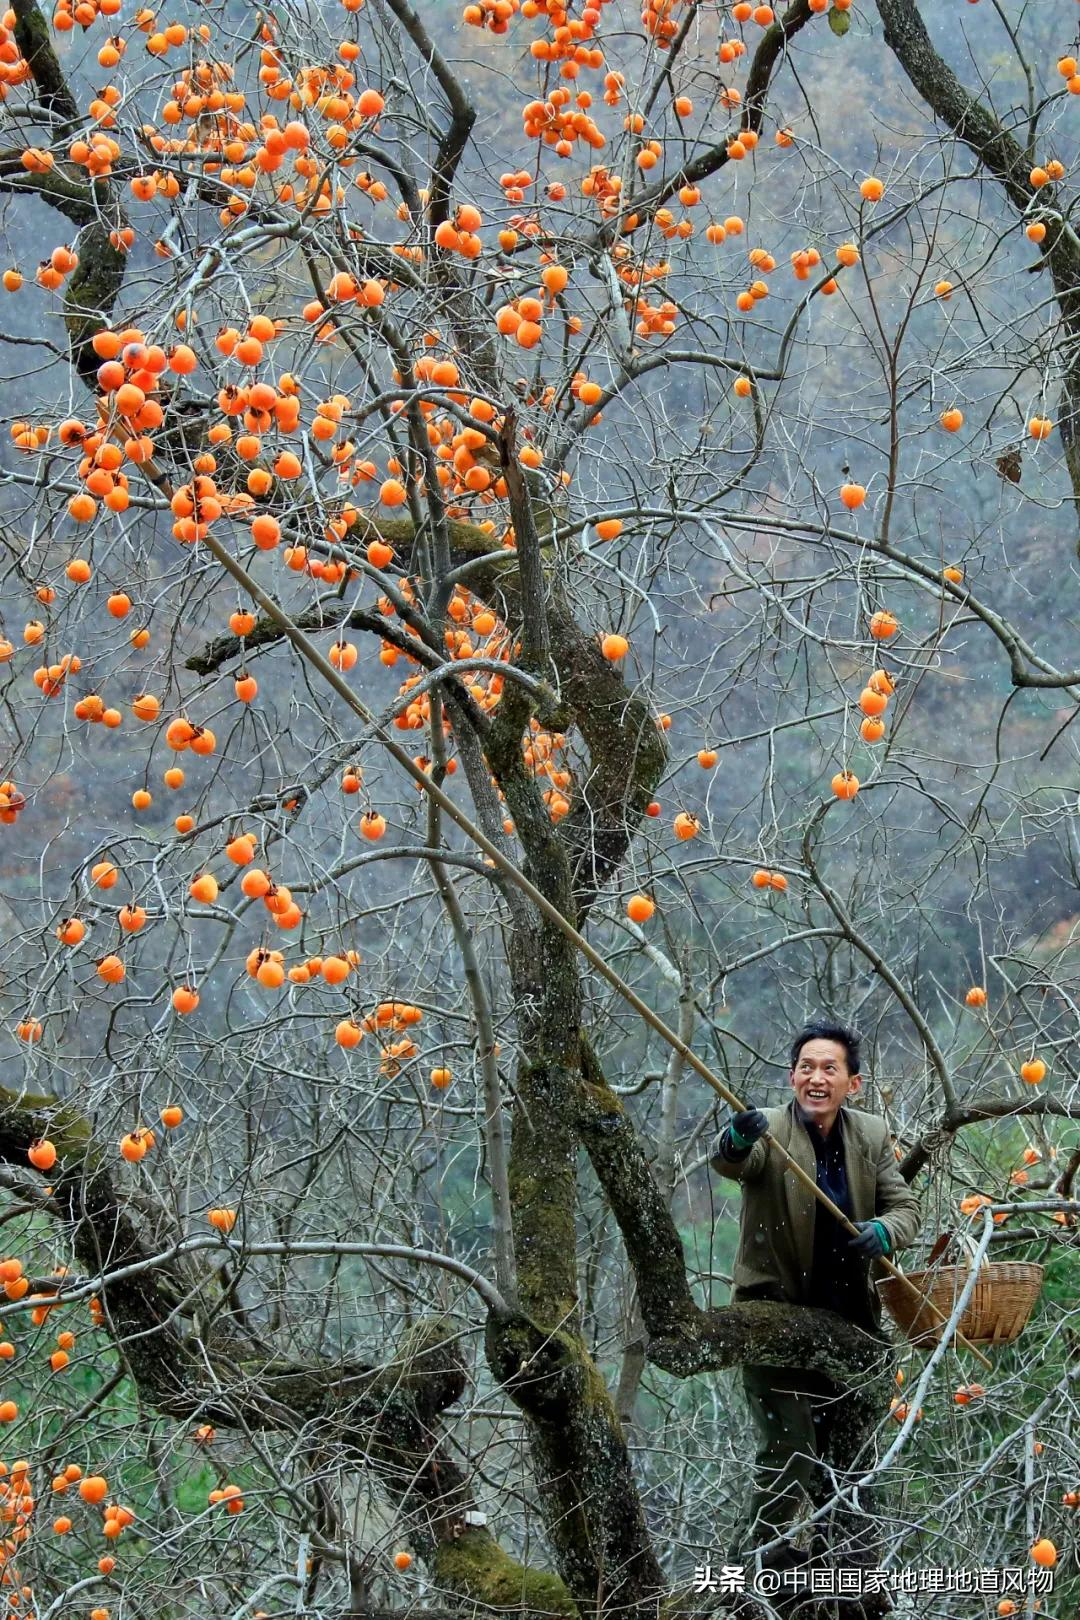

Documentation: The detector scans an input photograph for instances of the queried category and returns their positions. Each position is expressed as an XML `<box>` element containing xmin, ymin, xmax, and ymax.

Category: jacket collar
<box><xmin>791</xmin><ymin>1096</ymin><xmax>846</xmax><ymax>1141</ymax></box>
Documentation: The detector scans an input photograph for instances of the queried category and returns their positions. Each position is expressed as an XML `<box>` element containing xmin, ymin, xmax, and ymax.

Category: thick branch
<box><xmin>486</xmin><ymin>1310</ymin><xmax>666</xmax><ymax>1618</ymax></box>
<box><xmin>875</xmin><ymin>0</ymin><xmax>1035</xmax><ymax>210</ymax></box>
<box><xmin>12</xmin><ymin>0</ymin><xmax>78</xmax><ymax>121</ymax></box>
<box><xmin>0</xmin><ymin>1084</ymin><xmax>223</xmax><ymax>1413</ymax></box>
<box><xmin>578</xmin><ymin>1038</ymin><xmax>701</xmax><ymax>1346</ymax></box>
<box><xmin>900</xmin><ymin>1092</ymin><xmax>1080</xmax><ymax>1180</ymax></box>
<box><xmin>551</xmin><ymin>603</ymin><xmax>667</xmax><ymax>922</ymax></box>
<box><xmin>64</xmin><ymin>220</ymin><xmax>128</xmax><ymax>388</ymax></box>
<box><xmin>593</xmin><ymin>0</ymin><xmax>813</xmax><ymax>247</ymax></box>
<box><xmin>379</xmin><ymin>0</ymin><xmax>475</xmax><ymax>224</ymax></box>
<box><xmin>0</xmin><ymin>1083</ymin><xmax>582</xmax><ymax>1617</ymax></box>
<box><xmin>499</xmin><ymin>408</ymin><xmax>551</xmax><ymax>667</ymax></box>
<box><xmin>0</xmin><ymin>155</ymin><xmax>97</xmax><ymax>225</ymax></box>
<box><xmin>185</xmin><ymin>517</ymin><xmax>509</xmax><ymax>676</ymax></box>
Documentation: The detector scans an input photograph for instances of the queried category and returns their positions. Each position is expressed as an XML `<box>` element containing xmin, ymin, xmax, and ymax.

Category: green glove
<box><xmin>847</xmin><ymin>1219</ymin><xmax>891</xmax><ymax>1259</ymax></box>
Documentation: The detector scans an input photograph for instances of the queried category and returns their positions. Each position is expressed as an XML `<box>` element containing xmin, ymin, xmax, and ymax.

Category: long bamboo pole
<box><xmin>195</xmin><ymin>523</ymin><xmax>992</xmax><ymax>1371</ymax></box>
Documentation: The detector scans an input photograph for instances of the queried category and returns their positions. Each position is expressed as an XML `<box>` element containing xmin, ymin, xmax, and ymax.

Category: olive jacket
<box><xmin>710</xmin><ymin>1098</ymin><xmax>922</xmax><ymax>1328</ymax></box>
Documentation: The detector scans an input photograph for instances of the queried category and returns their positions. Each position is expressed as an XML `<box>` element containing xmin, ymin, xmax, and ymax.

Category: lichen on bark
<box><xmin>434</xmin><ymin>1529</ymin><xmax>578</xmax><ymax>1619</ymax></box>
<box><xmin>63</xmin><ymin>220</ymin><xmax>131</xmax><ymax>388</ymax></box>
<box><xmin>485</xmin><ymin>1310</ymin><xmax>665</xmax><ymax>1617</ymax></box>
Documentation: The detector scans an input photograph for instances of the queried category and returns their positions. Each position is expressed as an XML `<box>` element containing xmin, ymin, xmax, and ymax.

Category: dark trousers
<box><xmin>740</xmin><ymin>1362</ymin><xmax>844</xmax><ymax>1557</ymax></box>
<box><xmin>737</xmin><ymin>1355</ymin><xmax>887</xmax><ymax>1571</ymax></box>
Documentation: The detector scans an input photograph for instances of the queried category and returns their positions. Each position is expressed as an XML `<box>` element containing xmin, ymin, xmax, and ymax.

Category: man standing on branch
<box><xmin>711</xmin><ymin>1020</ymin><xmax>922</xmax><ymax>1572</ymax></box>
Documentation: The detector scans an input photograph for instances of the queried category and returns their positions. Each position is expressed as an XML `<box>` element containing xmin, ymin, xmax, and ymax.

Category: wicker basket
<box><xmin>877</xmin><ymin>1230</ymin><xmax>1043</xmax><ymax>1347</ymax></box>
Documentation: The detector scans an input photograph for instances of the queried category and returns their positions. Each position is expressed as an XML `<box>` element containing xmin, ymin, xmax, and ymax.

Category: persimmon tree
<box><xmin>0</xmin><ymin>1</ymin><xmax>1078</xmax><ymax>1618</ymax></box>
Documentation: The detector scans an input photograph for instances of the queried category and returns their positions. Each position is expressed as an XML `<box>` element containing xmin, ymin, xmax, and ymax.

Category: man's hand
<box><xmin>729</xmin><ymin>1107</ymin><xmax>769</xmax><ymax>1148</ymax></box>
<box><xmin>847</xmin><ymin>1219</ymin><xmax>891</xmax><ymax>1259</ymax></box>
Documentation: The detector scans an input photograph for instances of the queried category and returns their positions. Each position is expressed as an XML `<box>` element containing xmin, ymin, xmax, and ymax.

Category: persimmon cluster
<box><xmin>248</xmin><ymin>942</ymin><xmax>362</xmax><ymax>993</ymax></box>
<box><xmin>234</xmin><ymin>864</ymin><xmax>305</xmax><ymax>941</ymax></box>
<box><xmin>630</xmin><ymin>294</ymin><xmax>680</xmax><ymax>340</ymax></box>
<box><xmin>0</xmin><ymin>10</ymin><xmax>28</xmax><ymax>92</ymax></box>
<box><xmin>67</xmin><ymin>118</ymin><xmax>122</xmax><ymax>180</ymax></box>
<box><xmin>209</xmin><ymin>1483</ymin><xmax>245</xmax><ymax>1514</ymax></box>
<box><xmin>138</xmin><ymin>42</ymin><xmax>384</xmax><ymax>228</ymax></box>
<box><xmin>523</xmin><ymin>718</ymin><xmax>572</xmax><ymax>822</ymax></box>
<box><xmin>528</xmin><ymin>24</ymin><xmax>606</xmax><ymax>73</ymax></box>
<box><xmin>8</xmin><ymin>421</ymin><xmax>46</xmax><ymax>456</ymax></box>
<box><xmin>157</xmin><ymin>59</ymin><xmax>247</xmax><ymax>140</ymax></box>
<box><xmin>462</xmin><ymin>0</ymin><xmax>519</xmax><ymax>29</ymax></box>
<box><xmin>0</xmin><ymin>1456</ymin><xmax>33</xmax><ymax>1571</ymax></box>
<box><xmin>433</xmin><ymin>203</ymin><xmax>485</xmax><ymax>258</ymax></box>
<box><xmin>632</xmin><ymin>135</ymin><xmax>664</xmax><ymax>174</ymax></box>
<box><xmin>51</xmin><ymin>0</ymin><xmax>119</xmax><ymax>30</ymax></box>
<box><xmin>11</xmin><ymin>594</ymin><xmax>84</xmax><ymax>697</ymax></box>
<box><xmin>31</xmin><ymin>242</ymin><xmax>78</xmax><ymax>293</ymax></box>
<box><xmin>118</xmin><ymin>1126</ymin><xmax>156</xmax><ymax>1163</ymax></box>
<box><xmin>641</xmin><ymin>0</ymin><xmax>683</xmax><ymax>46</ymax></box>
<box><xmin>48</xmin><ymin>327</ymin><xmax>204</xmax><ymax>525</ymax></box>
<box><xmin>522</xmin><ymin>88</ymin><xmax>605</xmax><ymax>154</ymax></box>
<box><xmin>731</xmin><ymin>2</ymin><xmax>779</xmax><ymax>24</ymax></box>
<box><xmin>334</xmin><ymin>999</ymin><xmax>423</xmax><ymax>1061</ymax></box>
<box><xmin>610</xmin><ymin>248</ymin><xmax>673</xmax><ymax>290</ymax></box>
<box><xmin>495</xmin><ymin>292</ymin><xmax>549</xmax><ymax>350</ymax></box>
<box><xmin>379</xmin><ymin>1036</ymin><xmax>418</xmax><ymax>1076</ymax></box>
<box><xmin>0</xmin><ymin>782</ymin><xmax>25</xmax><ymax>825</ymax></box>
<box><xmin>581</xmin><ymin>164</ymin><xmax>623</xmax><ymax>215</ymax></box>
<box><xmin>51</xmin><ymin>1466</ymin><xmax>136</xmax><ymax>1551</ymax></box>
<box><xmin>72</xmin><ymin>693</ymin><xmax>122</xmax><ymax>727</ymax></box>
<box><xmin>369</xmin><ymin>999</ymin><xmax>422</xmax><ymax>1029</ymax></box>
<box><xmin>649</xmin><ymin>203</ymin><xmax>696</xmax><ymax>244</ymax></box>
<box><xmin>375</xmin><ymin>581</ymin><xmax>564</xmax><ymax>813</ymax></box>
<box><xmin>392</xmin><ymin>679</ymin><xmax>437</xmax><ymax>736</ymax></box>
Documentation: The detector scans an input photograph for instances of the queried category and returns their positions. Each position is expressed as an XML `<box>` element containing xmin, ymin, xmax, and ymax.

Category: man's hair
<box><xmin>790</xmin><ymin>1019</ymin><xmax>861</xmax><ymax>1076</ymax></box>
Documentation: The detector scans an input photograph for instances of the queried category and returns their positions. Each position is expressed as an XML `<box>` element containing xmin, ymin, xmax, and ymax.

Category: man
<box><xmin>711</xmin><ymin>1019</ymin><xmax>921</xmax><ymax>1570</ymax></box>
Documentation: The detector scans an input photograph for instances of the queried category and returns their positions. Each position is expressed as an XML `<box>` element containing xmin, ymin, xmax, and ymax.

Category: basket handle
<box><xmin>953</xmin><ymin>1225</ymin><xmax>993</xmax><ymax>1273</ymax></box>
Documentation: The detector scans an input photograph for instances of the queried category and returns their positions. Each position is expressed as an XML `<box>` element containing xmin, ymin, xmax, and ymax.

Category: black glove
<box><xmin>729</xmin><ymin>1107</ymin><xmax>769</xmax><ymax>1148</ymax></box>
<box><xmin>847</xmin><ymin>1219</ymin><xmax>891</xmax><ymax>1259</ymax></box>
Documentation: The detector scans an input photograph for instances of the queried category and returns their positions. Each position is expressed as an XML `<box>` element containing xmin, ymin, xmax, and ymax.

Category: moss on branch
<box><xmin>648</xmin><ymin>1299</ymin><xmax>893</xmax><ymax>1399</ymax></box>
<box><xmin>435</xmin><ymin>1530</ymin><xmax>578</xmax><ymax>1619</ymax></box>
<box><xmin>576</xmin><ymin>1042</ymin><xmax>701</xmax><ymax>1344</ymax></box>
<box><xmin>0</xmin><ymin>155</ymin><xmax>98</xmax><ymax>224</ymax></box>
<box><xmin>505</xmin><ymin>1092</ymin><xmax>580</xmax><ymax>1328</ymax></box>
<box><xmin>12</xmin><ymin>0</ymin><xmax>79</xmax><ymax>121</ymax></box>
<box><xmin>485</xmin><ymin>1309</ymin><xmax>665</xmax><ymax>1614</ymax></box>
<box><xmin>185</xmin><ymin>515</ymin><xmax>514</xmax><ymax>676</ymax></box>
<box><xmin>64</xmin><ymin>221</ymin><xmax>129</xmax><ymax>388</ymax></box>
<box><xmin>547</xmin><ymin>607</ymin><xmax>667</xmax><ymax>920</ymax></box>
<box><xmin>369</xmin><ymin>1317</ymin><xmax>468</xmax><ymax>1417</ymax></box>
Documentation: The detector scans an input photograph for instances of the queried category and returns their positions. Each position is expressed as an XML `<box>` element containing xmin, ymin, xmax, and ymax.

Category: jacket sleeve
<box><xmin>872</xmin><ymin>1128</ymin><xmax>922</xmax><ymax>1254</ymax></box>
<box><xmin>709</xmin><ymin>1125</ymin><xmax>769</xmax><ymax>1183</ymax></box>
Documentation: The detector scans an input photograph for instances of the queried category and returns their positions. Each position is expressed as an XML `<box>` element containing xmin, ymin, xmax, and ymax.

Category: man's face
<box><xmin>790</xmin><ymin>1038</ymin><xmax>862</xmax><ymax>1129</ymax></box>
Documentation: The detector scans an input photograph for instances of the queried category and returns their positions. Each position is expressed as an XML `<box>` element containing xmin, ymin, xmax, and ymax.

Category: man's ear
<box><xmin>847</xmin><ymin>1071</ymin><xmax>864</xmax><ymax>1095</ymax></box>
